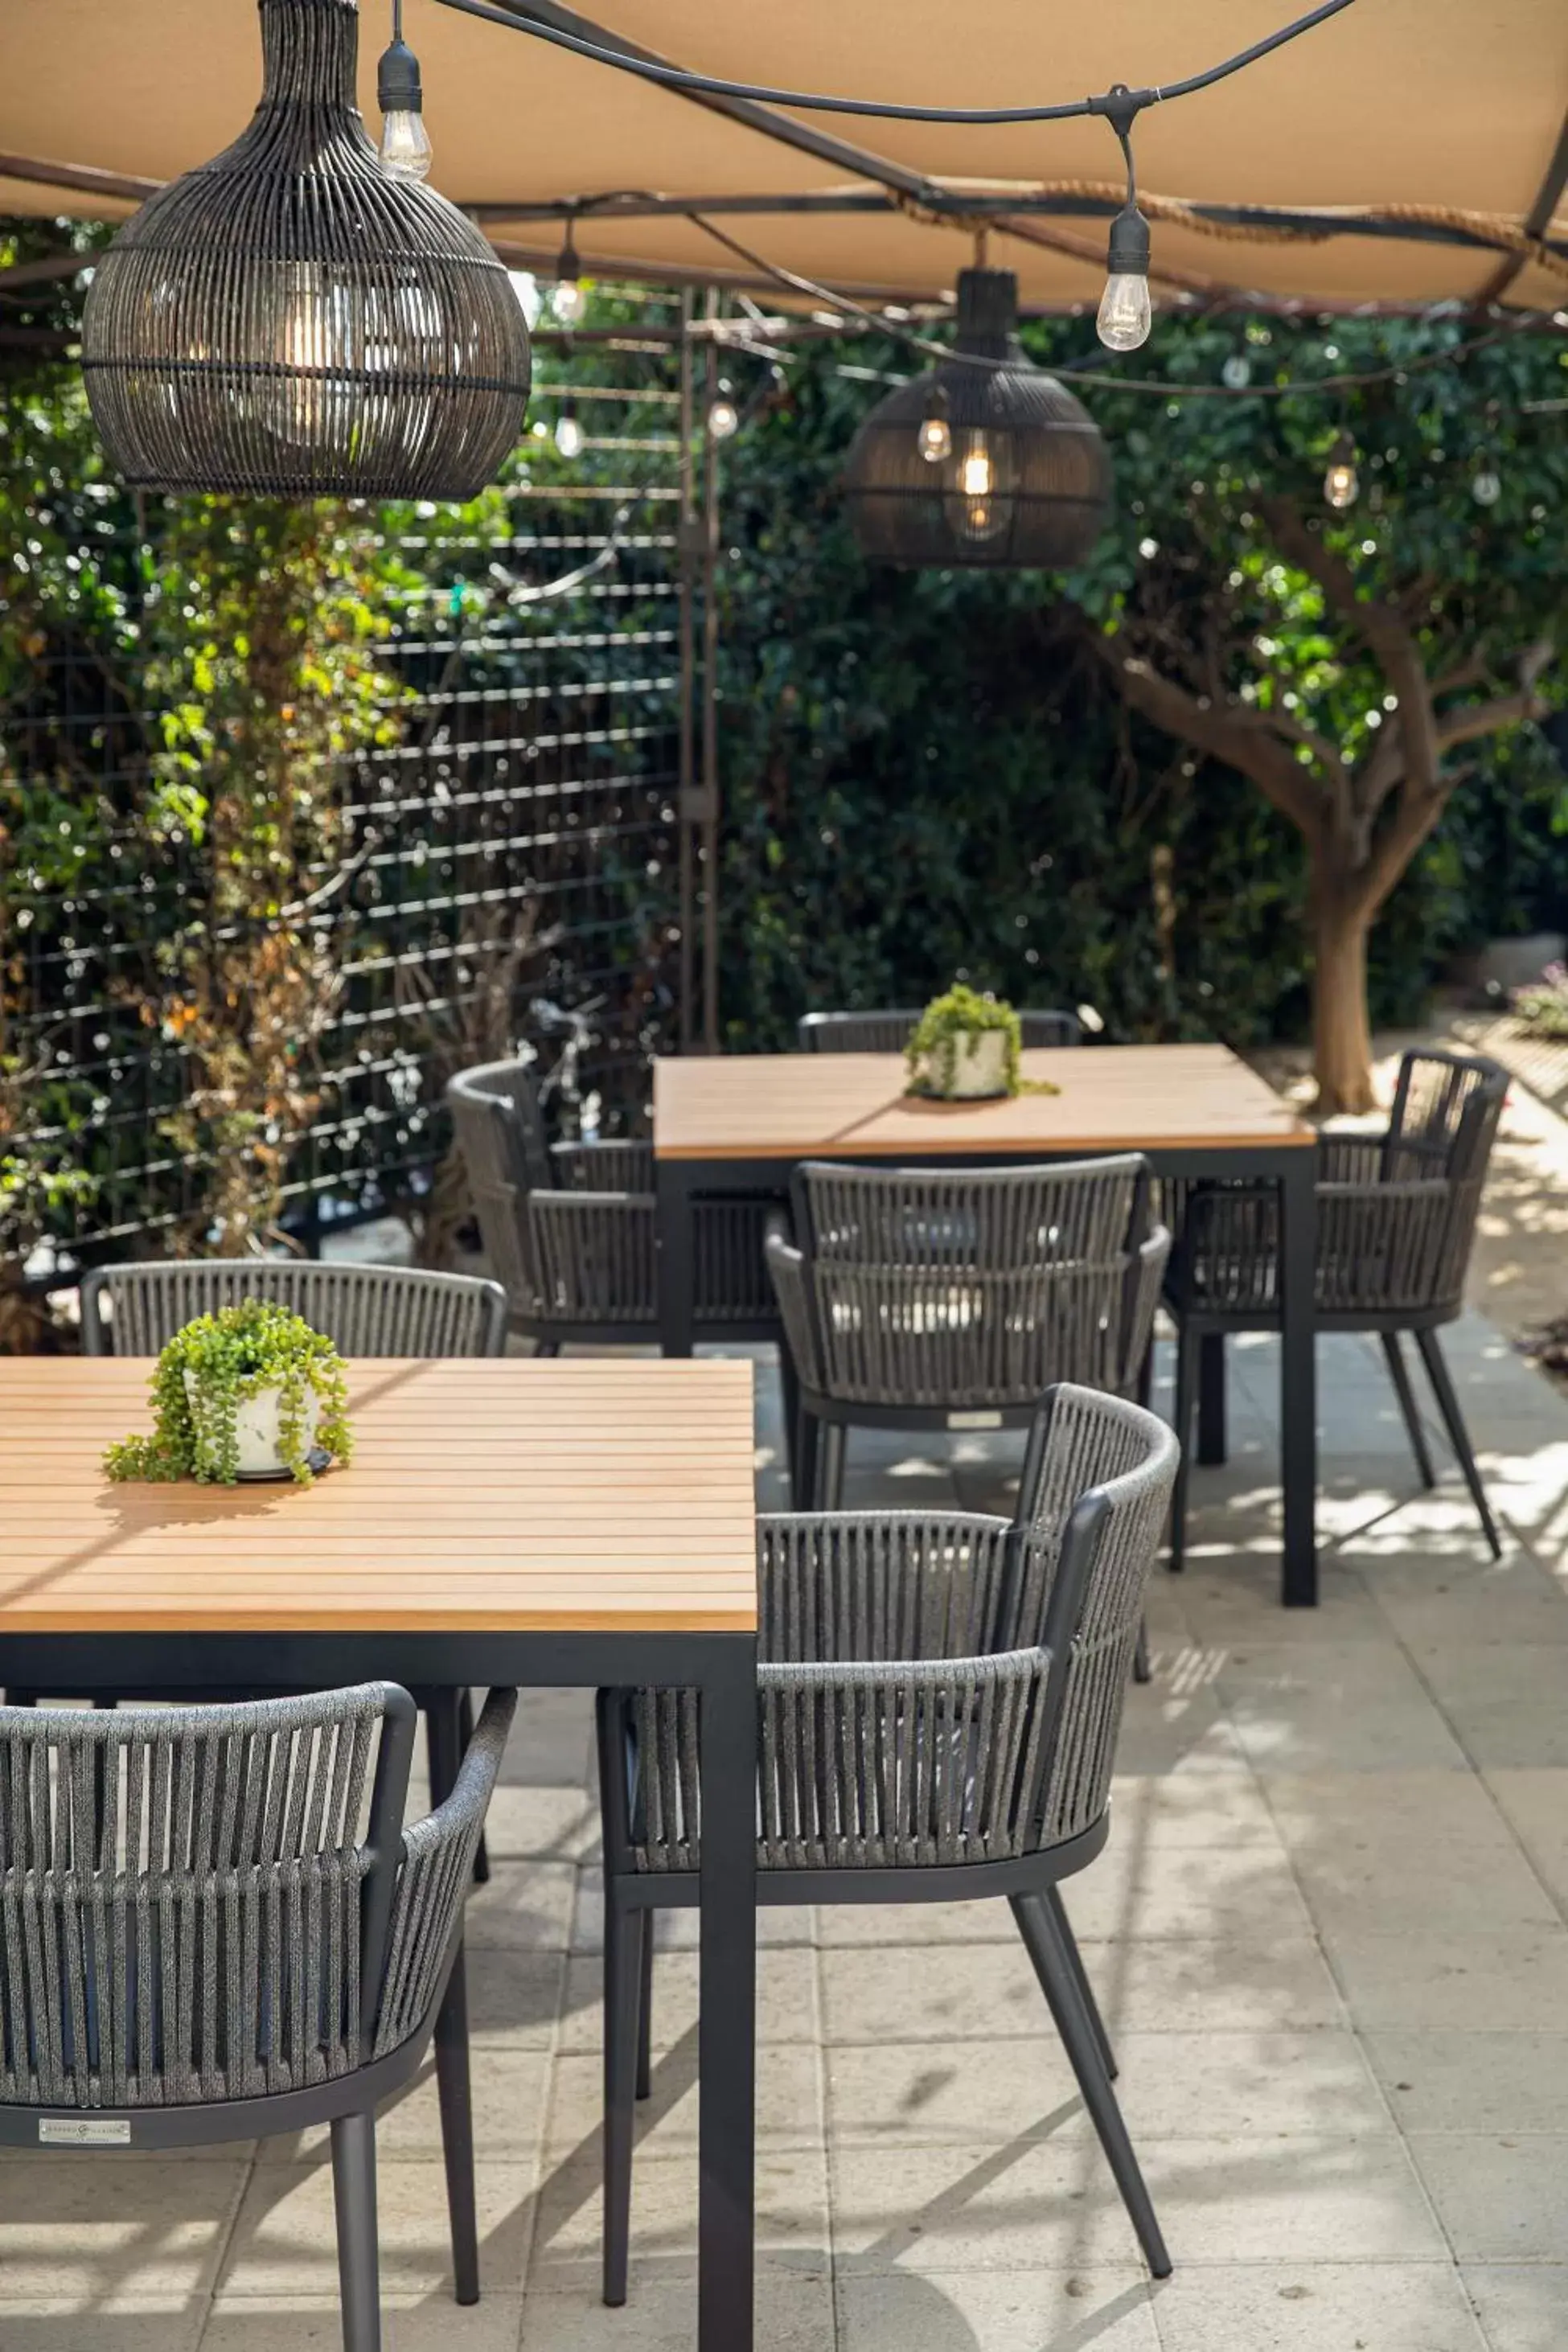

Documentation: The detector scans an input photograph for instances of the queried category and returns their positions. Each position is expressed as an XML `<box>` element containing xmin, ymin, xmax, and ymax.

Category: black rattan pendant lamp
<box><xmin>844</xmin><ymin>269</ymin><xmax>1110</xmax><ymax>570</ymax></box>
<box><xmin>81</xmin><ymin>0</ymin><xmax>532</xmax><ymax>499</ymax></box>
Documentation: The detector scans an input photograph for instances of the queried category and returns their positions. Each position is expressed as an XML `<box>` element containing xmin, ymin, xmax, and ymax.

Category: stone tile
<box><xmin>0</xmin><ymin>2306</ymin><xmax>206</xmax><ymax>2351</ymax></box>
<box><xmin>825</xmin><ymin>2030</ymin><xmax>1388</xmax><ymax>2147</ymax></box>
<box><xmin>836</xmin><ymin>2265</ymin><xmax>1160</xmax><ymax>2350</ymax></box>
<box><xmin>0</xmin><ymin>2160</ymin><xmax>249</xmax><ymax>2299</ymax></box>
<box><xmin>1150</xmin><ymin>2262</ymin><xmax>1487</xmax><ymax>2350</ymax></box>
<box><xmin>1483</xmin><ymin>1770</ymin><xmax>1568</xmax><ymax>1907</ymax></box>
<box><xmin>496</xmin><ymin>1688</ymin><xmax>596</xmax><ymax>1788</ymax></box>
<box><xmin>1463</xmin><ymin>2264</ymin><xmax>1568</xmax><ymax>2352</ymax></box>
<box><xmin>1411</xmin><ymin>1645</ymin><xmax>1568</xmax><ymax>1769</ymax></box>
<box><xmin>1213</xmin><ymin>1643</ymin><xmax>1468</xmax><ymax>1773</ymax></box>
<box><xmin>1360</xmin><ymin>1553</ymin><xmax>1568</xmax><ymax>1648</ymax></box>
<box><xmin>558</xmin><ymin>1948</ymin><xmax>819</xmax><ymax>2051</ymax></box>
<box><xmin>1322</xmin><ymin>1927</ymin><xmax>1568</xmax><ymax>2030</ymax></box>
<box><xmin>218</xmin><ymin>2161</ymin><xmax>533</xmax><ymax>2298</ymax></box>
<box><xmin>544</xmin><ymin>2042</ymin><xmax>823</xmax><ymax>2157</ymax></box>
<box><xmin>1409</xmin><ymin>2134</ymin><xmax>1568</xmax><ymax>2260</ymax></box>
<box><xmin>815</xmin><ymin>1844</ymin><xmax>1310</xmax><ymax>1947</ymax></box>
<box><xmin>478</xmin><ymin>1784</ymin><xmax>601</xmax><ymax>1865</ymax></box>
<box><xmin>1365</xmin><ymin>2032</ymin><xmax>1568</xmax><ymax>2135</ymax></box>
<box><xmin>828</xmin><ymin>2134</ymin><xmax>1443</xmax><ymax>2269</ymax></box>
<box><xmin>260</xmin><ymin>2050</ymin><xmax>549</xmax><ymax>2165</ymax></box>
<box><xmin>520</xmin><ymin>2262</ymin><xmax>833</xmax><ymax>2349</ymax></box>
<box><xmin>1175</xmin><ymin>1559</ymin><xmax>1388</xmax><ymax>1646</ymax></box>
<box><xmin>1105</xmin><ymin>1767</ymin><xmax>1283</xmax><ymax>1850</ymax></box>
<box><xmin>1261</xmin><ymin>1774</ymin><xmax>1558</xmax><ymax>1935</ymax></box>
<box><xmin>464</xmin><ymin>1861</ymin><xmax>578</xmax><ymax>1952</ymax></box>
<box><xmin>570</xmin><ymin>1869</ymin><xmax>811</xmax><ymax>1953</ymax></box>
<box><xmin>819</xmin><ymin>1934</ymin><xmax>1344</xmax><ymax>2044</ymax></box>
<box><xmin>530</xmin><ymin>2147</ymin><xmax>828</xmax><ymax>2282</ymax></box>
<box><xmin>466</xmin><ymin>1948</ymin><xmax>568</xmax><ymax>2050</ymax></box>
<box><xmin>200</xmin><ymin>2295</ymin><xmax>523</xmax><ymax>2350</ymax></box>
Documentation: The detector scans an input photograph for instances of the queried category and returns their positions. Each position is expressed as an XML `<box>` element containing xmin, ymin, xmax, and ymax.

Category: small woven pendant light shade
<box><xmin>81</xmin><ymin>0</ymin><xmax>531</xmax><ymax>499</ymax></box>
<box><xmin>844</xmin><ymin>269</ymin><xmax>1110</xmax><ymax>570</ymax></box>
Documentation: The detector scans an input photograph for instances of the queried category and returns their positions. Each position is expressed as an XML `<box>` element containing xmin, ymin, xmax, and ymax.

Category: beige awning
<box><xmin>2</xmin><ymin>0</ymin><xmax>1566</xmax><ymax>314</ymax></box>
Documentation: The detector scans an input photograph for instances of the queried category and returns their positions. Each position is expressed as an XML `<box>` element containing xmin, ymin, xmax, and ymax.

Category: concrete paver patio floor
<box><xmin>4</xmin><ymin>1310</ymin><xmax>1567</xmax><ymax>2350</ymax></box>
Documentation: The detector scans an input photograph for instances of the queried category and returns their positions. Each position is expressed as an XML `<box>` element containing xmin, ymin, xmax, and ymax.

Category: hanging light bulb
<box><xmin>1096</xmin><ymin>96</ymin><xmax>1152</xmax><ymax>353</ymax></box>
<box><xmin>707</xmin><ymin>395</ymin><xmax>740</xmax><ymax>441</ymax></box>
<box><xmin>552</xmin><ymin>228</ymin><xmax>584</xmax><ymax>325</ymax></box>
<box><xmin>959</xmin><ymin>441</ymin><xmax>995</xmax><ymax>499</ymax></box>
<box><xmin>377</xmin><ymin>17</ymin><xmax>432</xmax><ymax>181</ymax></box>
<box><xmin>1221</xmin><ymin>352</ymin><xmax>1252</xmax><ymax>390</ymax></box>
<box><xmin>1323</xmin><ymin>433</ymin><xmax>1359</xmax><ymax>511</ymax></box>
<box><xmin>917</xmin><ymin>383</ymin><xmax>951</xmax><ymax>463</ymax></box>
<box><xmin>1472</xmin><ymin>466</ymin><xmax>1502</xmax><ymax>507</ymax></box>
<box><xmin>554</xmin><ymin>397</ymin><xmax>584</xmax><ymax>460</ymax></box>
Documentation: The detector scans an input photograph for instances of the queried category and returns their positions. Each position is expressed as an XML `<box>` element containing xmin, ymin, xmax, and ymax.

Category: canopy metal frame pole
<box><xmin>677</xmin><ymin>285</ymin><xmax>697</xmax><ymax>1053</ymax></box>
<box><xmin>700</xmin><ymin>286</ymin><xmax>721</xmax><ymax>1056</ymax></box>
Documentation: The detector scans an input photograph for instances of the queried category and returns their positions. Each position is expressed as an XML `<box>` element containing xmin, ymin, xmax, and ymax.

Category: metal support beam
<box><xmin>700</xmin><ymin>289</ymin><xmax>721</xmax><ymax>1056</ymax></box>
<box><xmin>1469</xmin><ymin>104</ymin><xmax>1568</xmax><ymax>309</ymax></box>
<box><xmin>676</xmin><ymin>287</ymin><xmax>697</xmax><ymax>1054</ymax></box>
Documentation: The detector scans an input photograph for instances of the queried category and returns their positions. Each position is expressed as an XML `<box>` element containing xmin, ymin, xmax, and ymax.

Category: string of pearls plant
<box><xmin>104</xmin><ymin>1300</ymin><xmax>353</xmax><ymax>1487</ymax></box>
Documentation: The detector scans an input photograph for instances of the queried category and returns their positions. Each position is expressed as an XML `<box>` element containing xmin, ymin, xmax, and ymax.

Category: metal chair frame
<box><xmin>595</xmin><ymin>1385</ymin><xmax>1179</xmax><ymax>2305</ymax></box>
<box><xmin>798</xmin><ymin>1008</ymin><xmax>1084</xmax><ymax>1053</ymax></box>
<box><xmin>0</xmin><ymin>1683</ymin><xmax>516</xmax><ymax>2352</ymax></box>
<box><xmin>1164</xmin><ymin>1047</ymin><xmax>1509</xmax><ymax>1565</ymax></box>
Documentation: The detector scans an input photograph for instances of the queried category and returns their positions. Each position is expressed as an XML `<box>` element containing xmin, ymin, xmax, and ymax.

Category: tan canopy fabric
<box><xmin>3</xmin><ymin>0</ymin><xmax>1566</xmax><ymax>313</ymax></box>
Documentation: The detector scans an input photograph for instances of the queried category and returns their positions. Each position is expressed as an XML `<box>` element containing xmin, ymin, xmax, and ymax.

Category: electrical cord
<box><xmin>428</xmin><ymin>0</ymin><xmax>1355</xmax><ymax>127</ymax></box>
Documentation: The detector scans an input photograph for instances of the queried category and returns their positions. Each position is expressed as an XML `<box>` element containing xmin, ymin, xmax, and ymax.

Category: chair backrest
<box><xmin>446</xmin><ymin>1059</ymin><xmax>553</xmax><ymax>1316</ymax></box>
<box><xmin>798</xmin><ymin>1008</ymin><xmax>1082</xmax><ymax>1054</ymax></box>
<box><xmin>782</xmin><ymin>1155</ymin><xmax>1161</xmax><ymax>1405</ymax></box>
<box><xmin>80</xmin><ymin>1259</ymin><xmax>507</xmax><ymax>1359</ymax></box>
<box><xmin>0</xmin><ymin>1685</ymin><xmax>416</xmax><ymax>2109</ymax></box>
<box><xmin>1385</xmin><ymin>1046</ymin><xmax>1508</xmax><ymax>1183</ymax></box>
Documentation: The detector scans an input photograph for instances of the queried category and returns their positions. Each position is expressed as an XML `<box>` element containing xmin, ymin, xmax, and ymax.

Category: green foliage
<box><xmin>1513</xmin><ymin>962</ymin><xmax>1568</xmax><ymax>1037</ymax></box>
<box><xmin>715</xmin><ymin>310</ymin><xmax>1568</xmax><ymax>1053</ymax></box>
<box><xmin>905</xmin><ymin>983</ymin><xmax>1021</xmax><ymax>1096</ymax></box>
<box><xmin>104</xmin><ymin>1299</ymin><xmax>352</xmax><ymax>1486</ymax></box>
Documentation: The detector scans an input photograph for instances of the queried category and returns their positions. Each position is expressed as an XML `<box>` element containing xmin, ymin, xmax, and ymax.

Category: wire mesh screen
<box><xmin>3</xmin><ymin>281</ymin><xmax>688</xmax><ymax>1269</ymax></box>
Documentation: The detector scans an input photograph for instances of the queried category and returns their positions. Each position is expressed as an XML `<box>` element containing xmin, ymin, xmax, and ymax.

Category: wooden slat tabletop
<box><xmin>654</xmin><ymin>1041</ymin><xmax>1314</xmax><ymax>1161</ymax></box>
<box><xmin>0</xmin><ymin>1357</ymin><xmax>757</xmax><ymax>1633</ymax></box>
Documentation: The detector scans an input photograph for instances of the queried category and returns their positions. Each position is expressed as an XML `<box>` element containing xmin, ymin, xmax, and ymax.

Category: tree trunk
<box><xmin>1311</xmin><ymin>880</ymin><xmax>1376</xmax><ymax>1117</ymax></box>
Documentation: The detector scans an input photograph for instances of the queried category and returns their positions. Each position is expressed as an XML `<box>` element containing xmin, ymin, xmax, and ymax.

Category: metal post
<box><xmin>676</xmin><ymin>287</ymin><xmax>696</xmax><ymax>1053</ymax></box>
<box><xmin>700</xmin><ymin>286</ymin><xmax>722</xmax><ymax>1056</ymax></box>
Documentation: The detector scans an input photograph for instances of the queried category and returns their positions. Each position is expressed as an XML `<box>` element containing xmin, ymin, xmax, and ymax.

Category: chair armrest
<box><xmin>765</xmin><ymin>1215</ymin><xmax>823</xmax><ymax>1390</ymax></box>
<box><xmin>757</xmin><ymin>1508</ymin><xmax>1013</xmax><ymax>1663</ymax></box>
<box><xmin>1317</xmin><ymin>1132</ymin><xmax>1389</xmax><ymax>1184</ymax></box>
<box><xmin>550</xmin><ymin>1137</ymin><xmax>655</xmax><ymax>1192</ymax></box>
<box><xmin>1123</xmin><ymin>1222</ymin><xmax>1171</xmax><ymax>1389</ymax></box>
<box><xmin>527</xmin><ymin>1188</ymin><xmax>656</xmax><ymax>1320</ymax></box>
<box><xmin>374</xmin><ymin>1688</ymin><xmax>517</xmax><ymax>2057</ymax></box>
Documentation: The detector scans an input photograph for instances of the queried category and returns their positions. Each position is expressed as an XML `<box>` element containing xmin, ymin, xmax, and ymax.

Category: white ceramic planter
<box><xmin>184</xmin><ymin>1373</ymin><xmax>322</xmax><ymax>1478</ymax></box>
<box><xmin>930</xmin><ymin>1028</ymin><xmax>1010</xmax><ymax>1099</ymax></box>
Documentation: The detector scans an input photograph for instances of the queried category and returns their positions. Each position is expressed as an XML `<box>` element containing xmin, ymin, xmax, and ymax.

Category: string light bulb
<box><xmin>708</xmin><ymin>394</ymin><xmax>739</xmax><ymax>441</ymax></box>
<box><xmin>1471</xmin><ymin>466</ymin><xmax>1501</xmax><ymax>507</ymax></box>
<box><xmin>1096</xmin><ymin>92</ymin><xmax>1152</xmax><ymax>352</ymax></box>
<box><xmin>554</xmin><ymin>396</ymin><xmax>584</xmax><ymax>460</ymax></box>
<box><xmin>1323</xmin><ymin>433</ymin><xmax>1359</xmax><ymax>510</ymax></box>
<box><xmin>959</xmin><ymin>441</ymin><xmax>995</xmax><ymax>499</ymax></box>
<box><xmin>552</xmin><ymin>228</ymin><xmax>584</xmax><ymax>325</ymax></box>
<box><xmin>377</xmin><ymin>10</ymin><xmax>432</xmax><ymax>180</ymax></box>
<box><xmin>917</xmin><ymin>384</ymin><xmax>951</xmax><ymax>463</ymax></box>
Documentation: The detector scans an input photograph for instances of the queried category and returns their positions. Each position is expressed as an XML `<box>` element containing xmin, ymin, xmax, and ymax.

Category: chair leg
<box><xmin>793</xmin><ymin>1409</ymin><xmax>819</xmax><ymax>1513</ymax></box>
<box><xmin>1197</xmin><ymin>1330</ymin><xmax>1227</xmax><ymax>1465</ymax></box>
<box><xmin>1131</xmin><ymin>1620</ymin><xmax>1151</xmax><ymax>1686</ymax></box>
<box><xmin>1414</xmin><ymin>1328</ymin><xmax>1504</xmax><ymax>1560</ymax></box>
<box><xmin>456</xmin><ymin>1688</ymin><xmax>491</xmax><ymax>1886</ymax></box>
<box><xmin>331</xmin><ymin>2109</ymin><xmax>383</xmax><ymax>2352</ymax></box>
<box><xmin>534</xmin><ymin>1338</ymin><xmax>561</xmax><ymax>1358</ymax></box>
<box><xmin>1039</xmin><ymin>1886</ymin><xmax>1117</xmax><ymax>2080</ymax></box>
<box><xmin>1379</xmin><ymin>1331</ymin><xmax>1436</xmax><ymax>1489</ymax></box>
<box><xmin>777</xmin><ymin>1347</ymin><xmax>800</xmax><ymax>1495</ymax></box>
<box><xmin>1010</xmin><ymin>1892</ymin><xmax>1170</xmax><ymax>2278</ymax></box>
<box><xmin>635</xmin><ymin>1909</ymin><xmax>655</xmax><ymax>2101</ymax></box>
<box><xmin>823</xmin><ymin>1422</ymin><xmax>848</xmax><ymax>1510</ymax></box>
<box><xmin>602</xmin><ymin>1889</ymin><xmax>642</xmax><ymax>2306</ymax></box>
<box><xmin>434</xmin><ymin>1944</ymin><xmax>481</xmax><ymax>2305</ymax></box>
<box><xmin>1168</xmin><ymin>1320</ymin><xmax>1199</xmax><ymax>1572</ymax></box>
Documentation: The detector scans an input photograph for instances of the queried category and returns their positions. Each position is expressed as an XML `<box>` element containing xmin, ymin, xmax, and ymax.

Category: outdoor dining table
<box><xmin>654</xmin><ymin>1040</ymin><xmax>1321</xmax><ymax>1607</ymax></box>
<box><xmin>0</xmin><ymin>1353</ymin><xmax>761</xmax><ymax>2352</ymax></box>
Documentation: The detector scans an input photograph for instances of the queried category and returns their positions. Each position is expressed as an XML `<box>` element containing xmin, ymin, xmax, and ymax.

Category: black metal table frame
<box><xmin>657</xmin><ymin>1140</ymin><xmax>1319</xmax><ymax>1608</ymax></box>
<box><xmin>0</xmin><ymin>1623</ymin><xmax>759</xmax><ymax>2350</ymax></box>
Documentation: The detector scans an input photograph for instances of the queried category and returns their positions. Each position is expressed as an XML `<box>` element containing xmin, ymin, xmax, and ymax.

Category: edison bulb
<box><xmin>554</xmin><ymin>408</ymin><xmax>585</xmax><ymax>459</ymax></box>
<box><xmin>1324</xmin><ymin>454</ymin><xmax>1359</xmax><ymax>510</ymax></box>
<box><xmin>553</xmin><ymin>277</ymin><xmax>585</xmax><ymax>325</ymax></box>
<box><xmin>380</xmin><ymin>110</ymin><xmax>432</xmax><ymax>181</ymax></box>
<box><xmin>708</xmin><ymin>396</ymin><xmax>739</xmax><ymax>441</ymax></box>
<box><xmin>1097</xmin><ymin>272</ymin><xmax>1151</xmax><ymax>353</ymax></box>
<box><xmin>960</xmin><ymin>444</ymin><xmax>994</xmax><ymax>499</ymax></box>
<box><xmin>917</xmin><ymin>414</ymin><xmax>951</xmax><ymax>463</ymax></box>
<box><xmin>1472</xmin><ymin>468</ymin><xmax>1501</xmax><ymax>507</ymax></box>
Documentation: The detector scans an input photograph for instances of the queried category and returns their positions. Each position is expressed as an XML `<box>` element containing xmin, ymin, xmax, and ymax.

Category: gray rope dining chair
<box><xmin>1164</xmin><ymin>1045</ymin><xmax>1510</xmax><ymax>1566</ymax></box>
<box><xmin>766</xmin><ymin>1154</ymin><xmax>1169</xmax><ymax>1508</ymax></box>
<box><xmin>798</xmin><ymin>1007</ymin><xmax>1083</xmax><ymax>1053</ymax></box>
<box><xmin>0</xmin><ymin>1682</ymin><xmax>516</xmax><ymax>2352</ymax></box>
<box><xmin>446</xmin><ymin>1057</ymin><xmax>776</xmax><ymax>1348</ymax></box>
<box><xmin>595</xmin><ymin>1384</ymin><xmax>1180</xmax><ymax>2305</ymax></box>
<box><xmin>64</xmin><ymin>1258</ymin><xmax>507</xmax><ymax>1882</ymax></box>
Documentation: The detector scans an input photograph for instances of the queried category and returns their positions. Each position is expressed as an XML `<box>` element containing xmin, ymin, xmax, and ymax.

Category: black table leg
<box><xmin>698</xmin><ymin>1634</ymin><xmax>757</xmax><ymax>2352</ymax></box>
<box><xmin>656</xmin><ymin>1160</ymin><xmax>697</xmax><ymax>1357</ymax></box>
<box><xmin>1197</xmin><ymin>1332</ymin><xmax>1227</xmax><ymax>1465</ymax></box>
<box><xmin>1279</xmin><ymin>1147</ymin><xmax>1318</xmax><ymax>1607</ymax></box>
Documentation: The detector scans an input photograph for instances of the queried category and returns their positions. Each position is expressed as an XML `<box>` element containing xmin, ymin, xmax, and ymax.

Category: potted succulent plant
<box><xmin>104</xmin><ymin>1299</ymin><xmax>353</xmax><ymax>1487</ymax></box>
<box><xmin>905</xmin><ymin>984</ymin><xmax>1024</xmax><ymax>1100</ymax></box>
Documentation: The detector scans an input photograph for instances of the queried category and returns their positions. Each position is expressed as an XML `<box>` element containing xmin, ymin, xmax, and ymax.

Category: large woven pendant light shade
<box><xmin>81</xmin><ymin>0</ymin><xmax>532</xmax><ymax>499</ymax></box>
<box><xmin>844</xmin><ymin>270</ymin><xmax>1110</xmax><ymax>570</ymax></box>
